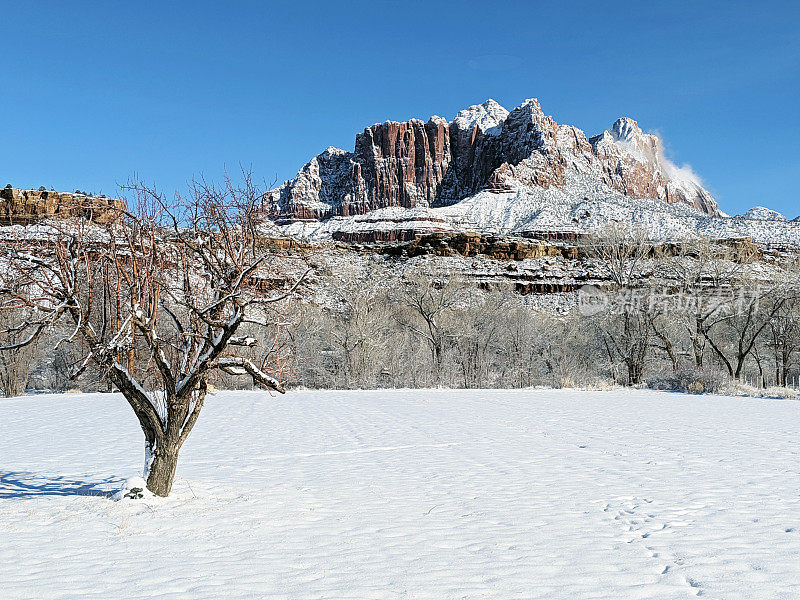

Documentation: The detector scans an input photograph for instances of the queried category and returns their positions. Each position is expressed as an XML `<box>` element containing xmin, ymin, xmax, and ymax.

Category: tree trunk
<box><xmin>146</xmin><ymin>438</ymin><xmax>181</xmax><ymax>497</ymax></box>
<box><xmin>143</xmin><ymin>386</ymin><xmax>206</xmax><ymax>497</ymax></box>
<box><xmin>0</xmin><ymin>351</ymin><xmax>30</xmax><ymax>397</ymax></box>
<box><xmin>692</xmin><ymin>318</ymin><xmax>704</xmax><ymax>367</ymax></box>
<box><xmin>627</xmin><ymin>360</ymin><xmax>644</xmax><ymax>386</ymax></box>
<box><xmin>0</xmin><ymin>370</ymin><xmax>27</xmax><ymax>397</ymax></box>
<box><xmin>735</xmin><ymin>351</ymin><xmax>747</xmax><ymax>381</ymax></box>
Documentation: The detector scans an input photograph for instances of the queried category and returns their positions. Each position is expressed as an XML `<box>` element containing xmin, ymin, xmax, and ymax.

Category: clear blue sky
<box><xmin>1</xmin><ymin>1</ymin><xmax>798</xmax><ymax>216</ymax></box>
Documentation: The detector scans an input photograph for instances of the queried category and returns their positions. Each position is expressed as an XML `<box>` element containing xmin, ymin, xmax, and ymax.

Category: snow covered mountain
<box><xmin>262</xmin><ymin>98</ymin><xmax>799</xmax><ymax>246</ymax></box>
<box><xmin>264</xmin><ymin>98</ymin><xmax>720</xmax><ymax>219</ymax></box>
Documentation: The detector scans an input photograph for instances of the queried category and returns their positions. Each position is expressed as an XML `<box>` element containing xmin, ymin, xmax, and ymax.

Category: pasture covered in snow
<box><xmin>1</xmin><ymin>389</ymin><xmax>799</xmax><ymax>599</ymax></box>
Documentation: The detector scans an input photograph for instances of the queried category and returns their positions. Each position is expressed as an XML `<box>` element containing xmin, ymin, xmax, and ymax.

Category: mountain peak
<box><xmin>481</xmin><ymin>98</ymin><xmax>505</xmax><ymax>111</ymax></box>
<box><xmin>611</xmin><ymin>117</ymin><xmax>644</xmax><ymax>142</ymax></box>
<box><xmin>741</xmin><ymin>206</ymin><xmax>787</xmax><ymax>221</ymax></box>
<box><xmin>516</xmin><ymin>98</ymin><xmax>544</xmax><ymax>114</ymax></box>
<box><xmin>453</xmin><ymin>99</ymin><xmax>509</xmax><ymax>134</ymax></box>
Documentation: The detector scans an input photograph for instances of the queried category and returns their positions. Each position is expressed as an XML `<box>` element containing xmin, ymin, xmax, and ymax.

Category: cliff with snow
<box><xmin>264</xmin><ymin>98</ymin><xmax>721</xmax><ymax>222</ymax></box>
<box><xmin>261</xmin><ymin>98</ymin><xmax>799</xmax><ymax>247</ymax></box>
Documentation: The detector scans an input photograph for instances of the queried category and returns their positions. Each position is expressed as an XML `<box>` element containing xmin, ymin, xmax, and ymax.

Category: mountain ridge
<box><xmin>263</xmin><ymin>97</ymin><xmax>722</xmax><ymax>224</ymax></box>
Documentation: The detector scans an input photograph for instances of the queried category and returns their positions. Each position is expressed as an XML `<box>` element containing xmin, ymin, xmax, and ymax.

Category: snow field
<box><xmin>1</xmin><ymin>389</ymin><xmax>799</xmax><ymax>599</ymax></box>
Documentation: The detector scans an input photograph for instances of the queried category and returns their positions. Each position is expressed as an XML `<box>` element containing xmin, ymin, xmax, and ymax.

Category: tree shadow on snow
<box><xmin>0</xmin><ymin>472</ymin><xmax>123</xmax><ymax>499</ymax></box>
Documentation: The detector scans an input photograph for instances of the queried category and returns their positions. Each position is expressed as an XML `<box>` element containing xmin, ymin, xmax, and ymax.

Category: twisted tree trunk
<box><xmin>145</xmin><ymin>385</ymin><xmax>207</xmax><ymax>497</ymax></box>
<box><xmin>146</xmin><ymin>436</ymin><xmax>181</xmax><ymax>497</ymax></box>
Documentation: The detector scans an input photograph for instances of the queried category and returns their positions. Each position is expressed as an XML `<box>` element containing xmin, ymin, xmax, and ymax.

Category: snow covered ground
<box><xmin>1</xmin><ymin>389</ymin><xmax>799</xmax><ymax>599</ymax></box>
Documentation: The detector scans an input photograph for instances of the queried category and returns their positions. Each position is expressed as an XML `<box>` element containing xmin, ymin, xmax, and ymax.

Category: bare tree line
<box><xmin>1</xmin><ymin>200</ymin><xmax>796</xmax><ymax>499</ymax></box>
<box><xmin>3</xmin><ymin>223</ymin><xmax>800</xmax><ymax>402</ymax></box>
<box><xmin>288</xmin><ymin>227</ymin><xmax>800</xmax><ymax>392</ymax></box>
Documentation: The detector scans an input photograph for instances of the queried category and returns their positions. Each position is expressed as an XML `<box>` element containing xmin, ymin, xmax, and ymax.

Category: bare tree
<box><xmin>583</xmin><ymin>224</ymin><xmax>655</xmax><ymax>385</ymax></box>
<box><xmin>450</xmin><ymin>292</ymin><xmax>507</xmax><ymax>388</ymax></box>
<box><xmin>766</xmin><ymin>297</ymin><xmax>800</xmax><ymax>387</ymax></box>
<box><xmin>0</xmin><ymin>175</ymin><xmax>307</xmax><ymax>496</ymax></box>
<box><xmin>393</xmin><ymin>272</ymin><xmax>465</xmax><ymax>382</ymax></box>
<box><xmin>700</xmin><ymin>285</ymin><xmax>790</xmax><ymax>381</ymax></box>
<box><xmin>660</xmin><ymin>236</ymin><xmax>752</xmax><ymax>368</ymax></box>
<box><xmin>497</xmin><ymin>302</ymin><xmax>542</xmax><ymax>388</ymax></box>
<box><xmin>326</xmin><ymin>269</ymin><xmax>391</xmax><ymax>388</ymax></box>
<box><xmin>594</xmin><ymin>304</ymin><xmax>652</xmax><ymax>385</ymax></box>
<box><xmin>647</xmin><ymin>310</ymin><xmax>681</xmax><ymax>373</ymax></box>
<box><xmin>533</xmin><ymin>312</ymin><xmax>597</xmax><ymax>388</ymax></box>
<box><xmin>0</xmin><ymin>306</ymin><xmax>38</xmax><ymax>396</ymax></box>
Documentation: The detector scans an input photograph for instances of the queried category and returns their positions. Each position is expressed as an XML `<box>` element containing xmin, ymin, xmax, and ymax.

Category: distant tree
<box><xmin>0</xmin><ymin>174</ymin><xmax>308</xmax><ymax>496</ymax></box>
<box><xmin>582</xmin><ymin>224</ymin><xmax>655</xmax><ymax>385</ymax></box>
<box><xmin>659</xmin><ymin>236</ymin><xmax>750</xmax><ymax>368</ymax></box>
<box><xmin>0</xmin><ymin>306</ymin><xmax>38</xmax><ymax>396</ymax></box>
<box><xmin>766</xmin><ymin>298</ymin><xmax>800</xmax><ymax>387</ymax></box>
<box><xmin>450</xmin><ymin>291</ymin><xmax>507</xmax><ymax>388</ymax></box>
<box><xmin>393</xmin><ymin>271</ymin><xmax>465</xmax><ymax>383</ymax></box>
<box><xmin>326</xmin><ymin>270</ymin><xmax>391</xmax><ymax>388</ymax></box>
<box><xmin>700</xmin><ymin>284</ymin><xmax>793</xmax><ymax>381</ymax></box>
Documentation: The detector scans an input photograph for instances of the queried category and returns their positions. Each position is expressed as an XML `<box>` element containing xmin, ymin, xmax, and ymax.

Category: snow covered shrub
<box><xmin>557</xmin><ymin>376</ymin><xmax>618</xmax><ymax>391</ymax></box>
<box><xmin>688</xmin><ymin>380</ymin><xmax>706</xmax><ymax>394</ymax></box>
<box><xmin>647</xmin><ymin>367</ymin><xmax>728</xmax><ymax>395</ymax></box>
<box><xmin>763</xmin><ymin>386</ymin><xmax>798</xmax><ymax>399</ymax></box>
<box><xmin>718</xmin><ymin>381</ymin><xmax>798</xmax><ymax>399</ymax></box>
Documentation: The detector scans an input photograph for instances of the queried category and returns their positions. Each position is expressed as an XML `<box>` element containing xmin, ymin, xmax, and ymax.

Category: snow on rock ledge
<box><xmin>740</xmin><ymin>207</ymin><xmax>787</xmax><ymax>221</ymax></box>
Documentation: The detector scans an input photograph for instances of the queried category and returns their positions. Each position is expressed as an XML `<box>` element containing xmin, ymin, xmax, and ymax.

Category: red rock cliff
<box><xmin>263</xmin><ymin>98</ymin><xmax>721</xmax><ymax>222</ymax></box>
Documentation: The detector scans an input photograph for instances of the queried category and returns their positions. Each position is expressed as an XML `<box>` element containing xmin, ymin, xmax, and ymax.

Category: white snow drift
<box><xmin>1</xmin><ymin>389</ymin><xmax>799</xmax><ymax>599</ymax></box>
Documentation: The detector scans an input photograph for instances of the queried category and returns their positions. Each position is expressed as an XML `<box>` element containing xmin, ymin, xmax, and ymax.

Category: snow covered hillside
<box><xmin>269</xmin><ymin>175</ymin><xmax>800</xmax><ymax>247</ymax></box>
<box><xmin>2</xmin><ymin>389</ymin><xmax>799</xmax><ymax>599</ymax></box>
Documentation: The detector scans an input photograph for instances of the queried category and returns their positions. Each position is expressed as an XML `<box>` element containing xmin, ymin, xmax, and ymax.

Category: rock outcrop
<box><xmin>0</xmin><ymin>187</ymin><xmax>125</xmax><ymax>224</ymax></box>
<box><xmin>738</xmin><ymin>207</ymin><xmax>787</xmax><ymax>222</ymax></box>
<box><xmin>351</xmin><ymin>117</ymin><xmax>452</xmax><ymax>213</ymax></box>
<box><xmin>263</xmin><ymin>98</ymin><xmax>722</xmax><ymax>224</ymax></box>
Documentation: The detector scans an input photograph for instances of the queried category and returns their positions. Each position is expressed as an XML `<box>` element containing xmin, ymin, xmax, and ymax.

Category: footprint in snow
<box><xmin>685</xmin><ymin>577</ymin><xmax>703</xmax><ymax>595</ymax></box>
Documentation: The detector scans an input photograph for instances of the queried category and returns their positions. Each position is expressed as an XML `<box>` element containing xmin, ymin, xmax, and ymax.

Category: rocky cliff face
<box><xmin>0</xmin><ymin>187</ymin><xmax>125</xmax><ymax>224</ymax></box>
<box><xmin>264</xmin><ymin>98</ymin><xmax>721</xmax><ymax>223</ymax></box>
<box><xmin>351</xmin><ymin>117</ymin><xmax>453</xmax><ymax>213</ymax></box>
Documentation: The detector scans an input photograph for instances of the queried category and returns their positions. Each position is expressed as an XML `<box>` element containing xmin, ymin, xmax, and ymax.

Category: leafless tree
<box><xmin>0</xmin><ymin>306</ymin><xmax>38</xmax><ymax>396</ymax></box>
<box><xmin>661</xmin><ymin>236</ymin><xmax>752</xmax><ymax>368</ymax></box>
<box><xmin>766</xmin><ymin>298</ymin><xmax>800</xmax><ymax>387</ymax></box>
<box><xmin>0</xmin><ymin>174</ymin><xmax>307</xmax><ymax>496</ymax></box>
<box><xmin>325</xmin><ymin>269</ymin><xmax>391</xmax><ymax>387</ymax></box>
<box><xmin>497</xmin><ymin>302</ymin><xmax>542</xmax><ymax>388</ymax></box>
<box><xmin>700</xmin><ymin>284</ymin><xmax>791</xmax><ymax>381</ymax></box>
<box><xmin>450</xmin><ymin>292</ymin><xmax>508</xmax><ymax>388</ymax></box>
<box><xmin>393</xmin><ymin>272</ymin><xmax>465</xmax><ymax>381</ymax></box>
<box><xmin>583</xmin><ymin>224</ymin><xmax>656</xmax><ymax>385</ymax></box>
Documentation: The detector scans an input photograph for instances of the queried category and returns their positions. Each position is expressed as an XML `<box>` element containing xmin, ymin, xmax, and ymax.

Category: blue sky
<box><xmin>1</xmin><ymin>1</ymin><xmax>798</xmax><ymax>216</ymax></box>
